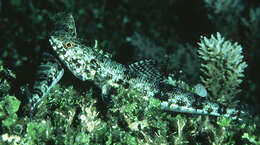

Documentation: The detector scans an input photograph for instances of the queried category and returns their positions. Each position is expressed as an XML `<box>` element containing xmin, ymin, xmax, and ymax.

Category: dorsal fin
<box><xmin>128</xmin><ymin>59</ymin><xmax>163</xmax><ymax>83</ymax></box>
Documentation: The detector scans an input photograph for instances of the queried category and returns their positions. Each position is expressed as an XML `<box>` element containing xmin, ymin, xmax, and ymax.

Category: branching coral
<box><xmin>204</xmin><ymin>0</ymin><xmax>244</xmax><ymax>38</ymax></box>
<box><xmin>198</xmin><ymin>32</ymin><xmax>247</xmax><ymax>105</ymax></box>
<box><xmin>242</xmin><ymin>8</ymin><xmax>260</xmax><ymax>39</ymax></box>
<box><xmin>204</xmin><ymin>0</ymin><xmax>244</xmax><ymax>15</ymax></box>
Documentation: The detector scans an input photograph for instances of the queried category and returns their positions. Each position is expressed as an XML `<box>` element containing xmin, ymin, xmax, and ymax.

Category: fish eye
<box><xmin>65</xmin><ymin>42</ymin><xmax>73</xmax><ymax>48</ymax></box>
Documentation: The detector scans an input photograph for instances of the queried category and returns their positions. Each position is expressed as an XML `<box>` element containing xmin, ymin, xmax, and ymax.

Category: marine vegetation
<box><xmin>0</xmin><ymin>0</ymin><xmax>260</xmax><ymax>144</ymax></box>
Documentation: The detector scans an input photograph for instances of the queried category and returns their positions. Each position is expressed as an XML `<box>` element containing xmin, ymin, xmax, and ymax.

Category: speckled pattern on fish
<box><xmin>30</xmin><ymin>12</ymin><xmax>247</xmax><ymax>121</ymax></box>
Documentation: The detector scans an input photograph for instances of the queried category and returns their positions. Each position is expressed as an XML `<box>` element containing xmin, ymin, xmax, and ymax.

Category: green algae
<box><xmin>0</xmin><ymin>0</ymin><xmax>260</xmax><ymax>144</ymax></box>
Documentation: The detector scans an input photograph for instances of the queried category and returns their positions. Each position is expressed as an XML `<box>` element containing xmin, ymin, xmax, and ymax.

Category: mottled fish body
<box><xmin>30</xmin><ymin>13</ymin><xmax>246</xmax><ymax>121</ymax></box>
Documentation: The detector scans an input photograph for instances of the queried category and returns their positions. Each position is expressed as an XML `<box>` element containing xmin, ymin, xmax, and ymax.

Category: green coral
<box><xmin>0</xmin><ymin>0</ymin><xmax>260</xmax><ymax>144</ymax></box>
<box><xmin>242</xmin><ymin>133</ymin><xmax>260</xmax><ymax>145</ymax></box>
<box><xmin>198</xmin><ymin>32</ymin><xmax>247</xmax><ymax>104</ymax></box>
<box><xmin>25</xmin><ymin>120</ymin><xmax>53</xmax><ymax>143</ymax></box>
<box><xmin>4</xmin><ymin>95</ymin><xmax>20</xmax><ymax>115</ymax></box>
<box><xmin>204</xmin><ymin>0</ymin><xmax>244</xmax><ymax>38</ymax></box>
<box><xmin>0</xmin><ymin>63</ymin><xmax>20</xmax><ymax>129</ymax></box>
<box><xmin>0</xmin><ymin>95</ymin><xmax>20</xmax><ymax>129</ymax></box>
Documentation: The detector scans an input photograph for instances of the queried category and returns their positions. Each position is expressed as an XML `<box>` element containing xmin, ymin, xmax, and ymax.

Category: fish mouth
<box><xmin>49</xmin><ymin>36</ymin><xmax>62</xmax><ymax>51</ymax></box>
